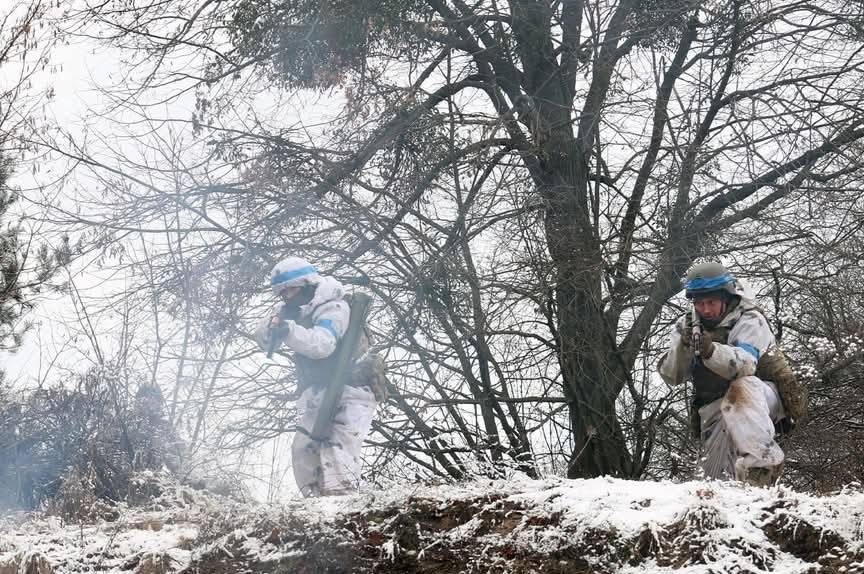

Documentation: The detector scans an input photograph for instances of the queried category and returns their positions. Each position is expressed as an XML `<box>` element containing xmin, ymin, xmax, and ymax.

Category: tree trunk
<box><xmin>551</xmin><ymin>243</ymin><xmax>634</xmax><ymax>478</ymax></box>
<box><xmin>534</xmin><ymin>93</ymin><xmax>635</xmax><ymax>477</ymax></box>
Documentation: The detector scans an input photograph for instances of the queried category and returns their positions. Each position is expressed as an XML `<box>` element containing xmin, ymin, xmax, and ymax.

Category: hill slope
<box><xmin>1</xmin><ymin>474</ymin><xmax>862</xmax><ymax>573</ymax></box>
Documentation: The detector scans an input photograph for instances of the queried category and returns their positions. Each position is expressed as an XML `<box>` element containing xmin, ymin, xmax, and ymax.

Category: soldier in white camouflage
<box><xmin>658</xmin><ymin>262</ymin><xmax>803</xmax><ymax>487</ymax></box>
<box><xmin>254</xmin><ymin>257</ymin><xmax>387</xmax><ymax>497</ymax></box>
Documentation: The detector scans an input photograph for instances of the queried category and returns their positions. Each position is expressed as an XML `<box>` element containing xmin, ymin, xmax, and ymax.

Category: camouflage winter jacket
<box><xmin>658</xmin><ymin>282</ymin><xmax>775</xmax><ymax>406</ymax></box>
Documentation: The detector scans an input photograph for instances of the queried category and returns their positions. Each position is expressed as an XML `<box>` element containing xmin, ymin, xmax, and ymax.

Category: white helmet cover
<box><xmin>269</xmin><ymin>256</ymin><xmax>321</xmax><ymax>294</ymax></box>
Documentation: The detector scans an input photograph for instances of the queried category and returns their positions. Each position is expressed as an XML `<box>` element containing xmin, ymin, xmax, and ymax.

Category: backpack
<box><xmin>342</xmin><ymin>293</ymin><xmax>389</xmax><ymax>403</ymax></box>
<box><xmin>755</xmin><ymin>345</ymin><xmax>808</xmax><ymax>423</ymax></box>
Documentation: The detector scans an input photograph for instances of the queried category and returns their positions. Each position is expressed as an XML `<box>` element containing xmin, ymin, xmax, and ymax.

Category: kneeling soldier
<box><xmin>658</xmin><ymin>262</ymin><xmax>799</xmax><ymax>487</ymax></box>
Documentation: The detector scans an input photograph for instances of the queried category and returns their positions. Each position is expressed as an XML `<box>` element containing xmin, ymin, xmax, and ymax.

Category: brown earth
<box><xmin>179</xmin><ymin>492</ymin><xmax>864</xmax><ymax>574</ymax></box>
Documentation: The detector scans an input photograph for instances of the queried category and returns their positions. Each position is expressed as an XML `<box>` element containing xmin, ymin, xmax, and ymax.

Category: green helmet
<box><xmin>684</xmin><ymin>262</ymin><xmax>738</xmax><ymax>300</ymax></box>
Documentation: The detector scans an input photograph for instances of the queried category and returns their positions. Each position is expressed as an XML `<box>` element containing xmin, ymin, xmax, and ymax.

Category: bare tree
<box><xmin>45</xmin><ymin>0</ymin><xmax>864</xmax><ymax>482</ymax></box>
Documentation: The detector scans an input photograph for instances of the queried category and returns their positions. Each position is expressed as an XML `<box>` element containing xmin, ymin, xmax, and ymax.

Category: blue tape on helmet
<box><xmin>686</xmin><ymin>273</ymin><xmax>734</xmax><ymax>292</ymax></box>
<box><xmin>271</xmin><ymin>265</ymin><xmax>318</xmax><ymax>287</ymax></box>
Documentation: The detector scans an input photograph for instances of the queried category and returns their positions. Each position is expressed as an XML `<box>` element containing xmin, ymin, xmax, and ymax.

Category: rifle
<box><xmin>691</xmin><ymin>306</ymin><xmax>703</xmax><ymax>358</ymax></box>
<box><xmin>310</xmin><ymin>292</ymin><xmax>371</xmax><ymax>441</ymax></box>
<box><xmin>266</xmin><ymin>307</ymin><xmax>293</xmax><ymax>359</ymax></box>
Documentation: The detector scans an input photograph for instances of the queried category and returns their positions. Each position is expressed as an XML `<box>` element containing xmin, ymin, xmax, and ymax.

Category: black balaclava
<box><xmin>280</xmin><ymin>283</ymin><xmax>317</xmax><ymax>321</ymax></box>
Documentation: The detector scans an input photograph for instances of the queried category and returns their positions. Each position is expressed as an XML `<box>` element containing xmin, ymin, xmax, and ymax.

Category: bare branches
<box><xmin>38</xmin><ymin>0</ymin><xmax>864</xmax><ymax>486</ymax></box>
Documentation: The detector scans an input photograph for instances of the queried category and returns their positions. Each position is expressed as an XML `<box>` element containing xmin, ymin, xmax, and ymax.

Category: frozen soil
<box><xmin>1</xmin><ymin>473</ymin><xmax>863</xmax><ymax>573</ymax></box>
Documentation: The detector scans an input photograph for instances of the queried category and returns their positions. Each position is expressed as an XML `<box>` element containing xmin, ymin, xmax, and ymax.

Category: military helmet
<box><xmin>269</xmin><ymin>256</ymin><xmax>321</xmax><ymax>295</ymax></box>
<box><xmin>684</xmin><ymin>261</ymin><xmax>737</xmax><ymax>299</ymax></box>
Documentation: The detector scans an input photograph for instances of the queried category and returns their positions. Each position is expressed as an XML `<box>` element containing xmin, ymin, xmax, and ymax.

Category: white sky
<box><xmin>2</xmin><ymin>30</ymin><xmax>123</xmax><ymax>384</ymax></box>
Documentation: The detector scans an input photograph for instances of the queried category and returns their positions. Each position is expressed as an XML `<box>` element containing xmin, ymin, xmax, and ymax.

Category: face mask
<box><xmin>281</xmin><ymin>284</ymin><xmax>317</xmax><ymax>319</ymax></box>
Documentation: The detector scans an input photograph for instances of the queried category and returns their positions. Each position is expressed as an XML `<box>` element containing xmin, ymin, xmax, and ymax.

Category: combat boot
<box><xmin>738</xmin><ymin>463</ymin><xmax>784</xmax><ymax>487</ymax></box>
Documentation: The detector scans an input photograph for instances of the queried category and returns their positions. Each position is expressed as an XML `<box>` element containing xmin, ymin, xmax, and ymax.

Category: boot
<box><xmin>738</xmin><ymin>462</ymin><xmax>784</xmax><ymax>487</ymax></box>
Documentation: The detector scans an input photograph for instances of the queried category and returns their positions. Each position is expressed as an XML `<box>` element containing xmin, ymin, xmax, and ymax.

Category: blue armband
<box><xmin>736</xmin><ymin>343</ymin><xmax>759</xmax><ymax>360</ymax></box>
<box><xmin>316</xmin><ymin>319</ymin><xmax>339</xmax><ymax>340</ymax></box>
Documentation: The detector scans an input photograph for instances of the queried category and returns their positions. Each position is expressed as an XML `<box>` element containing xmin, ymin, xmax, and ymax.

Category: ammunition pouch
<box><xmin>691</xmin><ymin>359</ymin><xmax>732</xmax><ymax>407</ymax></box>
<box><xmin>351</xmin><ymin>353</ymin><xmax>389</xmax><ymax>402</ymax></box>
<box><xmin>756</xmin><ymin>347</ymin><xmax>808</xmax><ymax>424</ymax></box>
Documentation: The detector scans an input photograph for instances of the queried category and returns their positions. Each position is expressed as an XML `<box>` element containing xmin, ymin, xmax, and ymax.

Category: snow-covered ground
<box><xmin>1</xmin><ymin>473</ymin><xmax>862</xmax><ymax>573</ymax></box>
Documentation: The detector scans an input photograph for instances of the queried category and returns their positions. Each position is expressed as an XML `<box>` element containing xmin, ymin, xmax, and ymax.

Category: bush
<box><xmin>0</xmin><ymin>363</ymin><xmax>183</xmax><ymax>512</ymax></box>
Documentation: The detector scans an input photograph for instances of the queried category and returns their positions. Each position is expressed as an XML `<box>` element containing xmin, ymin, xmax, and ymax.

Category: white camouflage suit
<box><xmin>255</xmin><ymin>276</ymin><xmax>378</xmax><ymax>497</ymax></box>
<box><xmin>658</xmin><ymin>281</ymin><xmax>786</xmax><ymax>483</ymax></box>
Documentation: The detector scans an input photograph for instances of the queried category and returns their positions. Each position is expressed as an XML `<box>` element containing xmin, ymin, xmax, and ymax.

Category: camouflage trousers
<box><xmin>292</xmin><ymin>385</ymin><xmax>377</xmax><ymax>497</ymax></box>
<box><xmin>699</xmin><ymin>376</ymin><xmax>785</xmax><ymax>487</ymax></box>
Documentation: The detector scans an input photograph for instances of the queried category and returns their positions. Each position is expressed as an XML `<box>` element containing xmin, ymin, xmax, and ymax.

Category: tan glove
<box><xmin>699</xmin><ymin>330</ymin><xmax>714</xmax><ymax>359</ymax></box>
<box><xmin>682</xmin><ymin>313</ymin><xmax>694</xmax><ymax>348</ymax></box>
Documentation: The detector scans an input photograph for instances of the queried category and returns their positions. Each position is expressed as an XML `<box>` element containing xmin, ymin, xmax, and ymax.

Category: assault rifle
<box><xmin>266</xmin><ymin>306</ymin><xmax>293</xmax><ymax>359</ymax></box>
<box><xmin>691</xmin><ymin>306</ymin><xmax>704</xmax><ymax>358</ymax></box>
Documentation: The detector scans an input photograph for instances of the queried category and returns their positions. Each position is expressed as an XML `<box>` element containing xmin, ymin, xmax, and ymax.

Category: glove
<box><xmin>699</xmin><ymin>330</ymin><xmax>714</xmax><ymax>359</ymax></box>
<box><xmin>682</xmin><ymin>314</ymin><xmax>694</xmax><ymax>348</ymax></box>
<box><xmin>270</xmin><ymin>320</ymin><xmax>293</xmax><ymax>343</ymax></box>
<box><xmin>265</xmin><ymin>319</ymin><xmax>293</xmax><ymax>357</ymax></box>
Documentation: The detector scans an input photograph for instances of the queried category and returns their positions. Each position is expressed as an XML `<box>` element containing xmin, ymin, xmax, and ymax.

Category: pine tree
<box><xmin>0</xmin><ymin>157</ymin><xmax>65</xmax><ymax>355</ymax></box>
<box><xmin>0</xmin><ymin>158</ymin><xmax>29</xmax><ymax>352</ymax></box>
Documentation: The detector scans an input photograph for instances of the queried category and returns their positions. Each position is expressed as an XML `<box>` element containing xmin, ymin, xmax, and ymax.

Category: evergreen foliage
<box><xmin>0</xmin><ymin>159</ymin><xmax>68</xmax><ymax>356</ymax></box>
<box><xmin>228</xmin><ymin>0</ymin><xmax>433</xmax><ymax>89</ymax></box>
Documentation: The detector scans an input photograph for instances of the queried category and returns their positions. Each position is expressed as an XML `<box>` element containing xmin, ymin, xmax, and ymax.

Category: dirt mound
<box><xmin>2</xmin><ymin>476</ymin><xmax>863</xmax><ymax>573</ymax></box>
<box><xmin>178</xmin><ymin>481</ymin><xmax>864</xmax><ymax>573</ymax></box>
